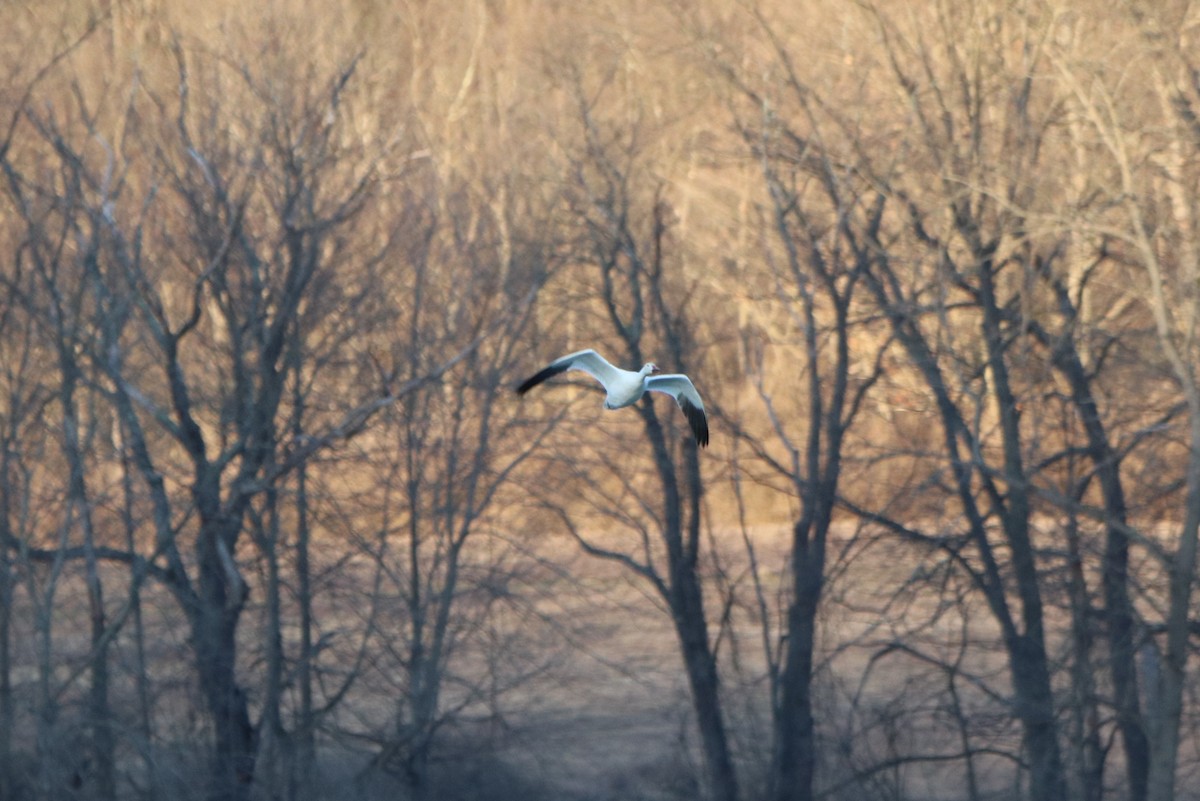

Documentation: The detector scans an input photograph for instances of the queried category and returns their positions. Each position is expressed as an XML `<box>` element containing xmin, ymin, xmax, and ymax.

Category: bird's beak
<box><xmin>651</xmin><ymin>365</ymin><xmax>662</xmax><ymax>374</ymax></box>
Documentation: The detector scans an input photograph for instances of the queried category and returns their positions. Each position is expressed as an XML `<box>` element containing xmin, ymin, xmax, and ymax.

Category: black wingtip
<box><xmin>515</xmin><ymin>363</ymin><xmax>570</xmax><ymax>395</ymax></box>
<box><xmin>682</xmin><ymin>401</ymin><xmax>709</xmax><ymax>448</ymax></box>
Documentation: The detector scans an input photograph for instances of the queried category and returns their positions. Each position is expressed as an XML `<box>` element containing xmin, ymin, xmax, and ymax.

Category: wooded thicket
<box><xmin>3</xmin><ymin>1</ymin><xmax>1200</xmax><ymax>800</ymax></box>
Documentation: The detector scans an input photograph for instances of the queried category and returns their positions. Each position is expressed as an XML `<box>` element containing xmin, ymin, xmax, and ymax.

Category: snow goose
<box><xmin>516</xmin><ymin>349</ymin><xmax>709</xmax><ymax>447</ymax></box>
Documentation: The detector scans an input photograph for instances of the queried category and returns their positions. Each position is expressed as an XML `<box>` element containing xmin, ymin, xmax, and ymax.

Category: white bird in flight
<box><xmin>516</xmin><ymin>349</ymin><xmax>709</xmax><ymax>447</ymax></box>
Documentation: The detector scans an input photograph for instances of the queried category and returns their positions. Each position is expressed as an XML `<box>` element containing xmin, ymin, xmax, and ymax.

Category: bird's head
<box><xmin>643</xmin><ymin>362</ymin><xmax>662</xmax><ymax>376</ymax></box>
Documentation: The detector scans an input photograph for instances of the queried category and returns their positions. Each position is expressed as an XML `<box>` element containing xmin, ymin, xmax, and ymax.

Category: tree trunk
<box><xmin>772</xmin><ymin>546</ymin><xmax>820</xmax><ymax>801</ymax></box>
<box><xmin>119</xmin><ymin>432</ymin><xmax>158</xmax><ymax>798</ymax></box>
<box><xmin>1065</xmin><ymin>514</ymin><xmax>1104</xmax><ymax>801</ymax></box>
<box><xmin>981</xmin><ymin>260</ymin><xmax>1067</xmax><ymax>801</ymax></box>
<box><xmin>1146</xmin><ymin>416</ymin><xmax>1200</xmax><ymax>801</ymax></box>
<box><xmin>670</xmin><ymin>565</ymin><xmax>739</xmax><ymax>801</ymax></box>
<box><xmin>195</xmin><ymin>520</ymin><xmax>256</xmax><ymax>801</ymax></box>
<box><xmin>53</xmin><ymin>321</ymin><xmax>117</xmax><ymax>799</ymax></box>
<box><xmin>1009</xmin><ymin>633</ymin><xmax>1066</xmax><ymax>801</ymax></box>
<box><xmin>0</xmin><ymin>526</ymin><xmax>11</xmax><ymax>801</ymax></box>
<box><xmin>1045</xmin><ymin>303</ymin><xmax>1148</xmax><ymax>801</ymax></box>
<box><xmin>1105</xmin><ymin>528</ymin><xmax>1148</xmax><ymax>801</ymax></box>
<box><xmin>627</xmin><ymin>391</ymin><xmax>738</xmax><ymax>801</ymax></box>
<box><xmin>657</xmin><ymin>413</ymin><xmax>738</xmax><ymax>801</ymax></box>
<box><xmin>292</xmin><ymin>457</ymin><xmax>316</xmax><ymax>801</ymax></box>
<box><xmin>259</xmin><ymin>496</ymin><xmax>286</xmax><ymax>799</ymax></box>
<box><xmin>85</xmin><ymin>551</ymin><xmax>116</xmax><ymax>800</ymax></box>
<box><xmin>195</xmin><ymin>611</ymin><xmax>256</xmax><ymax>801</ymax></box>
<box><xmin>34</xmin><ymin>544</ymin><xmax>66</xmax><ymax>798</ymax></box>
<box><xmin>400</xmin><ymin>646</ymin><xmax>440</xmax><ymax>801</ymax></box>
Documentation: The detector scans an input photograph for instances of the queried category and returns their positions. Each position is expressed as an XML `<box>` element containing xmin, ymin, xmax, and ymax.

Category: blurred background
<box><xmin>2</xmin><ymin>1</ymin><xmax>1200</xmax><ymax>800</ymax></box>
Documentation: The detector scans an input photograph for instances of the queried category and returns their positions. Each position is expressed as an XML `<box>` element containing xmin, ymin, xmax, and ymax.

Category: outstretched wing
<box><xmin>516</xmin><ymin>349</ymin><xmax>622</xmax><ymax>395</ymax></box>
<box><xmin>645</xmin><ymin>374</ymin><xmax>709</xmax><ymax>447</ymax></box>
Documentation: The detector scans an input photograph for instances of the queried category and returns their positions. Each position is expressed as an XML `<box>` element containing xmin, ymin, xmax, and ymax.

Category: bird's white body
<box><xmin>602</xmin><ymin>363</ymin><xmax>658</xmax><ymax>409</ymax></box>
<box><xmin>516</xmin><ymin>349</ymin><xmax>709</xmax><ymax>447</ymax></box>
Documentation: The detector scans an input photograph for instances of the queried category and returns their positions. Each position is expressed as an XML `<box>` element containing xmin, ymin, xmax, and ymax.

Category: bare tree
<box><xmin>1055</xmin><ymin>9</ymin><xmax>1200</xmax><ymax>797</ymax></box>
<box><xmin>0</xmin><ymin>45</ymin><xmax>432</xmax><ymax>801</ymax></box>
<box><xmin>710</xmin><ymin>4</ymin><xmax>1076</xmax><ymax>798</ymax></box>
<box><xmin>9</xmin><ymin>4</ymin><xmax>1200</xmax><ymax>801</ymax></box>
<box><xmin>0</xmin><ymin>202</ymin><xmax>55</xmax><ymax>801</ymax></box>
<box><xmin>529</xmin><ymin>96</ymin><xmax>739</xmax><ymax>801</ymax></box>
<box><xmin>348</xmin><ymin>172</ymin><xmax>555</xmax><ymax>800</ymax></box>
<box><xmin>1</xmin><ymin>11</ymin><xmax>553</xmax><ymax>800</ymax></box>
<box><xmin>0</xmin><ymin>84</ymin><xmax>123</xmax><ymax>797</ymax></box>
<box><xmin>714</xmin><ymin>62</ymin><xmax>890</xmax><ymax>798</ymax></box>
